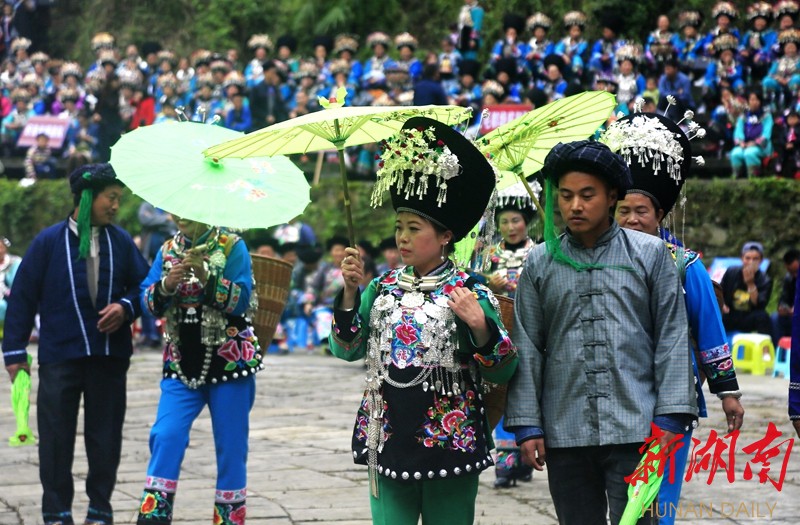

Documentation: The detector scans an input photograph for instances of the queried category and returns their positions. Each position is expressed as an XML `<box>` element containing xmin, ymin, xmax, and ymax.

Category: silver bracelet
<box><xmin>160</xmin><ymin>277</ymin><xmax>177</xmax><ymax>296</ymax></box>
<box><xmin>716</xmin><ymin>390</ymin><xmax>742</xmax><ymax>400</ymax></box>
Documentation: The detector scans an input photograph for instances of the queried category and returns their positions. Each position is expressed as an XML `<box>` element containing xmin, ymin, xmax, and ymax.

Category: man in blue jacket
<box><xmin>413</xmin><ymin>63</ymin><xmax>449</xmax><ymax>106</ymax></box>
<box><xmin>2</xmin><ymin>163</ymin><xmax>149</xmax><ymax>525</ymax></box>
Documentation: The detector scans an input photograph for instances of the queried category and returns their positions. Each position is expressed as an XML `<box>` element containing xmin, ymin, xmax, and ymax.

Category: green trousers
<box><xmin>369</xmin><ymin>474</ymin><xmax>479</xmax><ymax>525</ymax></box>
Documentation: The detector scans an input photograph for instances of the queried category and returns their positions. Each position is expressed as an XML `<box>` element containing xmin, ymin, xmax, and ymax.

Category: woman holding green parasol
<box><xmin>110</xmin><ymin>122</ymin><xmax>310</xmax><ymax>525</ymax></box>
<box><xmin>330</xmin><ymin>117</ymin><xmax>518</xmax><ymax>524</ymax></box>
<box><xmin>135</xmin><ymin>216</ymin><xmax>261</xmax><ymax>525</ymax></box>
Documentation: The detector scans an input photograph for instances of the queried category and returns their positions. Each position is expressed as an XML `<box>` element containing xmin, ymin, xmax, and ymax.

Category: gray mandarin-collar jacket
<box><xmin>506</xmin><ymin>222</ymin><xmax>697</xmax><ymax>448</ymax></box>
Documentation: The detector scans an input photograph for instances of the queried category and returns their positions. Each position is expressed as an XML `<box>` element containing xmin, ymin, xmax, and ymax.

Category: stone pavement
<box><xmin>1</xmin><ymin>347</ymin><xmax>799</xmax><ymax>524</ymax></box>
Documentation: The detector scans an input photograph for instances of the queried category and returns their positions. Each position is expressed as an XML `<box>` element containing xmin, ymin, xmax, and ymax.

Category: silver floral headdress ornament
<box><xmin>600</xmin><ymin>96</ymin><xmax>705</xmax><ymax>186</ymax></box>
<box><xmin>497</xmin><ymin>179</ymin><xmax>542</xmax><ymax>210</ymax></box>
<box><xmin>370</xmin><ymin>126</ymin><xmax>461</xmax><ymax>208</ymax></box>
<box><xmin>600</xmin><ymin>96</ymin><xmax>706</xmax><ymax>246</ymax></box>
<box><xmin>371</xmin><ymin>116</ymin><xmax>499</xmax><ymax>268</ymax></box>
<box><xmin>495</xmin><ymin>179</ymin><xmax>542</xmax><ymax>240</ymax></box>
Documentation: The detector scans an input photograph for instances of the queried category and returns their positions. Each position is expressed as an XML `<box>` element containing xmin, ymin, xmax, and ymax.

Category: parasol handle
<box><xmin>337</xmin><ymin>150</ymin><xmax>356</xmax><ymax>247</ymax></box>
<box><xmin>517</xmin><ymin>172</ymin><xmax>546</xmax><ymax>223</ymax></box>
<box><xmin>333</xmin><ymin>119</ymin><xmax>356</xmax><ymax>247</ymax></box>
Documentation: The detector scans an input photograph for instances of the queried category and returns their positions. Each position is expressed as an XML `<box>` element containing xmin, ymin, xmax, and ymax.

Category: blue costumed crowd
<box><xmin>7</xmin><ymin>1</ymin><xmax>800</xmax><ymax>179</ymax></box>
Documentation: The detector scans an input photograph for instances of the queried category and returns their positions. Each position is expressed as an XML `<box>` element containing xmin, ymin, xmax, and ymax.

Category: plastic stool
<box><xmin>773</xmin><ymin>337</ymin><xmax>792</xmax><ymax>379</ymax></box>
<box><xmin>732</xmin><ymin>333</ymin><xmax>775</xmax><ymax>375</ymax></box>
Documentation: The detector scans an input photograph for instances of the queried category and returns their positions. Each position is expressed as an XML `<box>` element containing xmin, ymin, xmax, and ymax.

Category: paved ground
<box><xmin>0</xmin><ymin>347</ymin><xmax>798</xmax><ymax>524</ymax></box>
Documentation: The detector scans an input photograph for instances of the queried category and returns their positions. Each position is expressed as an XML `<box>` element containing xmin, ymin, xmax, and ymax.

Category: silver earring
<box><xmin>440</xmin><ymin>243</ymin><xmax>447</xmax><ymax>261</ymax></box>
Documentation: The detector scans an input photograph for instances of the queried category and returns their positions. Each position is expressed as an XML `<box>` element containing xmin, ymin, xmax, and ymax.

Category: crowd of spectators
<box><xmin>5</xmin><ymin>1</ymin><xmax>800</xmax><ymax>180</ymax></box>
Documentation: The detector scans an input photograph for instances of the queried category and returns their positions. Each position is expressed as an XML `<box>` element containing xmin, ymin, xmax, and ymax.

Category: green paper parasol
<box><xmin>620</xmin><ymin>443</ymin><xmax>664</xmax><ymax>525</ymax></box>
<box><xmin>8</xmin><ymin>354</ymin><xmax>35</xmax><ymax>446</ymax></box>
<box><xmin>110</xmin><ymin>121</ymin><xmax>310</xmax><ymax>230</ymax></box>
<box><xmin>203</xmin><ymin>88</ymin><xmax>472</xmax><ymax>246</ymax></box>
<box><xmin>479</xmin><ymin>91</ymin><xmax>616</xmax><ymax>221</ymax></box>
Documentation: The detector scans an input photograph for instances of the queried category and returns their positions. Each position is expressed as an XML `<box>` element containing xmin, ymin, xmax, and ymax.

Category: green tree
<box><xmin>49</xmin><ymin>0</ymin><xmax>733</xmax><ymax>66</ymax></box>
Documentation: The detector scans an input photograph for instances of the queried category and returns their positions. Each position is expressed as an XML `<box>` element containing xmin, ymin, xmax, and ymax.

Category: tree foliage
<box><xmin>49</xmin><ymin>0</ymin><xmax>729</xmax><ymax>65</ymax></box>
<box><xmin>2</xmin><ymin>176</ymin><xmax>795</xmax><ymax>288</ymax></box>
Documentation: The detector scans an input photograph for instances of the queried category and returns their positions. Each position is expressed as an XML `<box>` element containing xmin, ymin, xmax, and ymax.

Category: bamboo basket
<box><xmin>484</xmin><ymin>294</ymin><xmax>514</xmax><ymax>429</ymax></box>
<box><xmin>250</xmin><ymin>254</ymin><xmax>293</xmax><ymax>345</ymax></box>
<box><xmin>496</xmin><ymin>295</ymin><xmax>515</xmax><ymax>338</ymax></box>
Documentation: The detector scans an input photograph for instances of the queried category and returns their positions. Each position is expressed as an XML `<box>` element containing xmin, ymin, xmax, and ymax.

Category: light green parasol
<box><xmin>203</xmin><ymin>88</ymin><xmax>472</xmax><ymax>246</ymax></box>
<box><xmin>110</xmin><ymin>121</ymin><xmax>310</xmax><ymax>229</ymax></box>
<box><xmin>8</xmin><ymin>354</ymin><xmax>35</xmax><ymax>446</ymax></box>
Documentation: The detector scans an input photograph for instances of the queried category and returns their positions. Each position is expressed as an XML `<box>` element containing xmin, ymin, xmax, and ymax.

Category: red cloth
<box><xmin>129</xmin><ymin>96</ymin><xmax>156</xmax><ymax>130</ymax></box>
<box><xmin>0</xmin><ymin>95</ymin><xmax>11</xmax><ymax>119</ymax></box>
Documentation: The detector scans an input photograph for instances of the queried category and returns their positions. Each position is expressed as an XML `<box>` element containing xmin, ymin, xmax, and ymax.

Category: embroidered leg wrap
<box><xmin>136</xmin><ymin>478</ymin><xmax>177</xmax><ymax>525</ymax></box>
<box><xmin>213</xmin><ymin>488</ymin><xmax>246</xmax><ymax>524</ymax></box>
<box><xmin>495</xmin><ymin>449</ymin><xmax>514</xmax><ymax>478</ymax></box>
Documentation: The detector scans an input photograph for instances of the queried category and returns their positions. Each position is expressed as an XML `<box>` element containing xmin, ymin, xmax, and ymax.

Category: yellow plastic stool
<box><xmin>732</xmin><ymin>333</ymin><xmax>775</xmax><ymax>375</ymax></box>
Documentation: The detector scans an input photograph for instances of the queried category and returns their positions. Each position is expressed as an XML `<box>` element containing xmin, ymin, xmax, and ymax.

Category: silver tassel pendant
<box><xmin>184</xmin><ymin>307</ymin><xmax>199</xmax><ymax>324</ymax></box>
<box><xmin>369</xmin><ymin>449</ymin><xmax>379</xmax><ymax>498</ymax></box>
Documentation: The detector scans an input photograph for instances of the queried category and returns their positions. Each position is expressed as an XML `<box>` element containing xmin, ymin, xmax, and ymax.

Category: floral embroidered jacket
<box><xmin>329</xmin><ymin>264</ymin><xmax>517</xmax><ymax>482</ymax></box>
<box><xmin>141</xmin><ymin>230</ymin><xmax>263</xmax><ymax>389</ymax></box>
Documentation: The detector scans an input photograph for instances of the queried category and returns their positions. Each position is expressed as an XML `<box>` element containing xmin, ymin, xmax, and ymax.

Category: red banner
<box><xmin>17</xmin><ymin>116</ymin><xmax>71</xmax><ymax>149</ymax></box>
<box><xmin>480</xmin><ymin>104</ymin><xmax>532</xmax><ymax>134</ymax></box>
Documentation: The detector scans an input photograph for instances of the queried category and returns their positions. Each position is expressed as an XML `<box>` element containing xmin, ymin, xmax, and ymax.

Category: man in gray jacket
<box><xmin>505</xmin><ymin>140</ymin><xmax>697</xmax><ymax>525</ymax></box>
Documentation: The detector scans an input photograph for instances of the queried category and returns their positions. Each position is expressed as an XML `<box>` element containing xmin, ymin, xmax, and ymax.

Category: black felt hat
<box><xmin>458</xmin><ymin>59</ymin><xmax>481</xmax><ymax>78</ymax></box>
<box><xmin>69</xmin><ymin>163</ymin><xmax>124</xmax><ymax>259</ymax></box>
<box><xmin>69</xmin><ymin>163</ymin><xmax>122</xmax><ymax>196</ymax></box>
<box><xmin>600</xmin><ymin>13</ymin><xmax>625</xmax><ymax>35</ymax></box>
<box><xmin>276</xmin><ymin>34</ymin><xmax>298</xmax><ymax>53</ymax></box>
<box><xmin>494</xmin><ymin>57</ymin><xmax>518</xmax><ymax>81</ymax></box>
<box><xmin>378</xmin><ymin>236</ymin><xmax>397</xmax><ymax>251</ymax></box>
<box><xmin>325</xmin><ymin>235</ymin><xmax>350</xmax><ymax>251</ymax></box>
<box><xmin>612</xmin><ymin>113</ymin><xmax>691</xmax><ymax>215</ymax></box>
<box><xmin>141</xmin><ymin>41</ymin><xmax>162</xmax><ymax>58</ymax></box>
<box><xmin>313</xmin><ymin>35</ymin><xmax>334</xmax><ymax>53</ymax></box>
<box><xmin>543</xmin><ymin>53</ymin><xmax>566</xmax><ymax>74</ymax></box>
<box><xmin>374</xmin><ymin>117</ymin><xmax>495</xmax><ymax>242</ymax></box>
<box><xmin>357</xmin><ymin>239</ymin><xmax>379</xmax><ymax>259</ymax></box>
<box><xmin>496</xmin><ymin>179</ymin><xmax>540</xmax><ymax>224</ymax></box>
<box><xmin>276</xmin><ymin>241</ymin><xmax>299</xmax><ymax>256</ymax></box>
<box><xmin>297</xmin><ymin>244</ymin><xmax>323</xmax><ymax>264</ymax></box>
<box><xmin>541</xmin><ymin>140</ymin><xmax>632</xmax><ymax>197</ymax></box>
<box><xmin>503</xmin><ymin>13</ymin><xmax>525</xmax><ymax>34</ymax></box>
